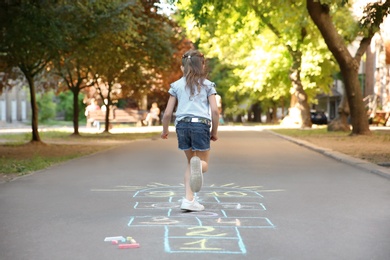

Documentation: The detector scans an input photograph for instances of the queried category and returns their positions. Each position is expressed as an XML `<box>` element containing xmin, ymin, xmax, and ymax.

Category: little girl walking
<box><xmin>161</xmin><ymin>49</ymin><xmax>219</xmax><ymax>211</ymax></box>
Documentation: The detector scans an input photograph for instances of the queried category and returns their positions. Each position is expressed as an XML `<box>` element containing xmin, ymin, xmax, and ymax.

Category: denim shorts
<box><xmin>176</xmin><ymin>121</ymin><xmax>211</xmax><ymax>151</ymax></box>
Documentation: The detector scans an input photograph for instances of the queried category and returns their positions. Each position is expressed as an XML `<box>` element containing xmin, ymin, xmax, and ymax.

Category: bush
<box><xmin>36</xmin><ymin>90</ymin><xmax>56</xmax><ymax>123</ymax></box>
<box><xmin>57</xmin><ymin>91</ymin><xmax>86</xmax><ymax>121</ymax></box>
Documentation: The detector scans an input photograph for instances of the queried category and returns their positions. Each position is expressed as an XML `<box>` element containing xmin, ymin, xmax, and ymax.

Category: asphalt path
<box><xmin>0</xmin><ymin>129</ymin><xmax>389</xmax><ymax>260</ymax></box>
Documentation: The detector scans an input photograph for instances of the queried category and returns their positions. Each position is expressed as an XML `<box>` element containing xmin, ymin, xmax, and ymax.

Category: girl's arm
<box><xmin>208</xmin><ymin>94</ymin><xmax>219</xmax><ymax>141</ymax></box>
<box><xmin>161</xmin><ymin>95</ymin><xmax>177</xmax><ymax>139</ymax></box>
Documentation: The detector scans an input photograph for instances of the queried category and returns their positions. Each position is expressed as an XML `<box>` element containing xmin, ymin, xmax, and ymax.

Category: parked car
<box><xmin>310</xmin><ymin>110</ymin><xmax>328</xmax><ymax>125</ymax></box>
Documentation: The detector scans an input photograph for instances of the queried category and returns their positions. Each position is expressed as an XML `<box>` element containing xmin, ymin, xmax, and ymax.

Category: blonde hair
<box><xmin>182</xmin><ymin>49</ymin><xmax>207</xmax><ymax>96</ymax></box>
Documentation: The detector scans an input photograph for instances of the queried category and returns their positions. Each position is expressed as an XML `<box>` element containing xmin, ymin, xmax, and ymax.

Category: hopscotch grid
<box><xmin>130</xmin><ymin>185</ymin><xmax>266</xmax><ymax>197</ymax></box>
<box><xmin>166</xmin><ymin>250</ymin><xmax>245</xmax><ymax>254</ymax></box>
<box><xmin>127</xmin><ymin>217</ymin><xmax>135</xmax><ymax>226</ymax></box>
<box><xmin>128</xmin><ymin>224</ymin><xmax>275</xmax><ymax>228</ymax></box>
<box><xmin>265</xmin><ymin>217</ymin><xmax>276</xmax><ymax>228</ymax></box>
<box><xmin>127</xmin><ymin>216</ymin><xmax>273</xmax><ymax>220</ymax></box>
<box><xmin>195</xmin><ymin>217</ymin><xmax>202</xmax><ymax>226</ymax></box>
<box><xmin>133</xmin><ymin>202</ymin><xmax>266</xmax><ymax>210</ymax></box>
<box><xmin>133</xmin><ymin>190</ymin><xmax>141</xmax><ymax>198</ymax></box>
<box><xmin>164</xmin><ymin>225</ymin><xmax>247</xmax><ymax>254</ymax></box>
<box><xmin>235</xmin><ymin>227</ymin><xmax>247</xmax><ymax>254</ymax></box>
<box><xmin>123</xmin><ymin>183</ymin><xmax>277</xmax><ymax>255</ymax></box>
<box><xmin>133</xmin><ymin>194</ymin><xmax>265</xmax><ymax>198</ymax></box>
<box><xmin>92</xmin><ymin>184</ymin><xmax>281</xmax><ymax>194</ymax></box>
<box><xmin>167</xmin><ymin>236</ymin><xmax>240</xmax><ymax>240</ymax></box>
<box><xmin>127</xmin><ymin>216</ymin><xmax>275</xmax><ymax>228</ymax></box>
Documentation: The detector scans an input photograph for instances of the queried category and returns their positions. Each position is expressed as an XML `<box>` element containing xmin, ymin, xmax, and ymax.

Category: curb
<box><xmin>268</xmin><ymin>130</ymin><xmax>390</xmax><ymax>180</ymax></box>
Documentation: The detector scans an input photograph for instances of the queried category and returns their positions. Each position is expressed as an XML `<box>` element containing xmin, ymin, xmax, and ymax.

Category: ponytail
<box><xmin>182</xmin><ymin>50</ymin><xmax>207</xmax><ymax>96</ymax></box>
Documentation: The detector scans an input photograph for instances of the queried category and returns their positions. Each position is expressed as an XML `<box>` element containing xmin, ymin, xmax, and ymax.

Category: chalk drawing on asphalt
<box><xmin>94</xmin><ymin>183</ymin><xmax>279</xmax><ymax>255</ymax></box>
<box><xmin>121</xmin><ymin>184</ymin><xmax>277</xmax><ymax>254</ymax></box>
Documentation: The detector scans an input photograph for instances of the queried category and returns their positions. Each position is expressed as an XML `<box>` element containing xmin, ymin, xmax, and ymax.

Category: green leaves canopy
<box><xmin>176</xmin><ymin>1</ymin><xmax>343</xmax><ymax>121</ymax></box>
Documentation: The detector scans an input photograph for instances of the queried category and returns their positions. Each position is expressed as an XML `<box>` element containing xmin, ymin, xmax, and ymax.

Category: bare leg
<box><xmin>183</xmin><ymin>149</ymin><xmax>210</xmax><ymax>201</ymax></box>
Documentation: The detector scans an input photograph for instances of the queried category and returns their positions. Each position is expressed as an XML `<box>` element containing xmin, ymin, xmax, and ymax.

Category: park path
<box><xmin>0</xmin><ymin>130</ymin><xmax>389</xmax><ymax>260</ymax></box>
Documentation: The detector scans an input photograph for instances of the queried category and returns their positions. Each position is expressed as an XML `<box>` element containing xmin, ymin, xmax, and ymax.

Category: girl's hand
<box><xmin>161</xmin><ymin>131</ymin><xmax>169</xmax><ymax>139</ymax></box>
<box><xmin>211</xmin><ymin>135</ymin><xmax>218</xmax><ymax>141</ymax></box>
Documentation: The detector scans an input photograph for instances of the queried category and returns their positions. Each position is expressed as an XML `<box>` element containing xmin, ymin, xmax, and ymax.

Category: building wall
<box><xmin>0</xmin><ymin>82</ymin><xmax>30</xmax><ymax>126</ymax></box>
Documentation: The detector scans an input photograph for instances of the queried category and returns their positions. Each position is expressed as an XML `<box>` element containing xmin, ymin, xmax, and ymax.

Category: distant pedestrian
<box><xmin>161</xmin><ymin>49</ymin><xmax>219</xmax><ymax>211</ymax></box>
<box><xmin>85</xmin><ymin>99</ymin><xmax>100</xmax><ymax>128</ymax></box>
<box><xmin>144</xmin><ymin>102</ymin><xmax>160</xmax><ymax>126</ymax></box>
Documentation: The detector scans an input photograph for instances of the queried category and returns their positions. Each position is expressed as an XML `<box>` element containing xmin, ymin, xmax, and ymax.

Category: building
<box><xmin>0</xmin><ymin>75</ymin><xmax>30</xmax><ymax>126</ymax></box>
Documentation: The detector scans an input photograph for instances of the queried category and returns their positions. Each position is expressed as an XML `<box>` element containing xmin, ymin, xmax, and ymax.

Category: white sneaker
<box><xmin>181</xmin><ymin>198</ymin><xmax>205</xmax><ymax>211</ymax></box>
<box><xmin>190</xmin><ymin>156</ymin><xmax>203</xmax><ymax>192</ymax></box>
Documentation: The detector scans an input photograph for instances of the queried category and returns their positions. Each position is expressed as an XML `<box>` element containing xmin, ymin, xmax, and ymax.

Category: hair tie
<box><xmin>188</xmin><ymin>55</ymin><xmax>191</xmax><ymax>59</ymax></box>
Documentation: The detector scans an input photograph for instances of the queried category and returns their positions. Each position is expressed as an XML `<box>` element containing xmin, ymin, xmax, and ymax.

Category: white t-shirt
<box><xmin>168</xmin><ymin>77</ymin><xmax>217</xmax><ymax>125</ymax></box>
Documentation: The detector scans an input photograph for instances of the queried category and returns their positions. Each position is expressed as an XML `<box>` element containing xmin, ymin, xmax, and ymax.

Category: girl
<box><xmin>161</xmin><ymin>49</ymin><xmax>219</xmax><ymax>211</ymax></box>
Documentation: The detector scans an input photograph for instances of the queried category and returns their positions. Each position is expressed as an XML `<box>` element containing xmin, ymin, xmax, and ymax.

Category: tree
<box><xmin>307</xmin><ymin>0</ymin><xmax>390</xmax><ymax>135</ymax></box>
<box><xmin>176</xmin><ymin>0</ymin><xmax>338</xmax><ymax>127</ymax></box>
<box><xmin>50</xmin><ymin>0</ymin><xmax>179</xmax><ymax>133</ymax></box>
<box><xmin>83</xmin><ymin>0</ymin><xmax>176</xmax><ymax>132</ymax></box>
<box><xmin>0</xmin><ymin>1</ymin><xmax>64</xmax><ymax>143</ymax></box>
<box><xmin>52</xmin><ymin>0</ymin><xmax>138</xmax><ymax>135</ymax></box>
<box><xmin>50</xmin><ymin>1</ymin><xmax>98</xmax><ymax>135</ymax></box>
<box><xmin>118</xmin><ymin>0</ymin><xmax>182</xmax><ymax>110</ymax></box>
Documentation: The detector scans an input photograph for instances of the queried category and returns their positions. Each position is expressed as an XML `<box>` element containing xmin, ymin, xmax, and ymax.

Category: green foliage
<box><xmin>176</xmin><ymin>0</ymin><xmax>341</xmax><ymax>119</ymax></box>
<box><xmin>331</xmin><ymin>3</ymin><xmax>359</xmax><ymax>42</ymax></box>
<box><xmin>360</xmin><ymin>1</ymin><xmax>390</xmax><ymax>36</ymax></box>
<box><xmin>0</xmin><ymin>1</ymin><xmax>70</xmax><ymax>141</ymax></box>
<box><xmin>57</xmin><ymin>91</ymin><xmax>85</xmax><ymax>121</ymax></box>
<box><xmin>36</xmin><ymin>91</ymin><xmax>56</xmax><ymax>123</ymax></box>
<box><xmin>0</xmin><ymin>2</ymin><xmax>66</xmax><ymax>73</ymax></box>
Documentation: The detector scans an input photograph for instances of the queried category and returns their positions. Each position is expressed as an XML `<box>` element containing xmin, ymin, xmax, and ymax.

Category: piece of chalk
<box><xmin>118</xmin><ymin>243</ymin><xmax>140</xmax><ymax>249</ymax></box>
<box><xmin>104</xmin><ymin>236</ymin><xmax>125</xmax><ymax>242</ymax></box>
<box><xmin>111</xmin><ymin>240</ymin><xmax>118</xmax><ymax>245</ymax></box>
<box><xmin>130</xmin><ymin>239</ymin><xmax>137</xmax><ymax>244</ymax></box>
<box><xmin>126</xmin><ymin>236</ymin><xmax>133</xmax><ymax>241</ymax></box>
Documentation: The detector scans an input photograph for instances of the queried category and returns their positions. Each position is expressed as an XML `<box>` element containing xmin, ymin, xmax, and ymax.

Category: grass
<box><xmin>0</xmin><ymin>156</ymin><xmax>75</xmax><ymax>174</ymax></box>
<box><xmin>272</xmin><ymin>127</ymin><xmax>390</xmax><ymax>140</ymax></box>
<box><xmin>271</xmin><ymin>127</ymin><xmax>390</xmax><ymax>165</ymax></box>
<box><xmin>272</xmin><ymin>127</ymin><xmax>349</xmax><ymax>139</ymax></box>
<box><xmin>0</xmin><ymin>130</ymin><xmax>160</xmax><ymax>178</ymax></box>
<box><xmin>0</xmin><ymin>130</ymin><xmax>158</xmax><ymax>142</ymax></box>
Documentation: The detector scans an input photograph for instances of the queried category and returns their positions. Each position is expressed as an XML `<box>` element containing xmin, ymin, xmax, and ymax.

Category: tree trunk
<box><xmin>249</xmin><ymin>102</ymin><xmax>261</xmax><ymax>122</ymax></box>
<box><xmin>341</xmin><ymin>64</ymin><xmax>370</xmax><ymax>134</ymax></box>
<box><xmin>289</xmin><ymin>51</ymin><xmax>312</xmax><ymax>128</ymax></box>
<box><xmin>328</xmin><ymin>86</ymin><xmax>351</xmax><ymax>132</ymax></box>
<box><xmin>307</xmin><ymin>0</ymin><xmax>371</xmax><ymax>135</ymax></box>
<box><xmin>256</xmin><ymin>8</ymin><xmax>311</xmax><ymax>128</ymax></box>
<box><xmin>72</xmin><ymin>88</ymin><xmax>80</xmax><ymax>135</ymax></box>
<box><xmin>25</xmin><ymin>73</ymin><xmax>42</xmax><ymax>142</ymax></box>
<box><xmin>271</xmin><ymin>102</ymin><xmax>278</xmax><ymax>123</ymax></box>
<box><xmin>266</xmin><ymin>108</ymin><xmax>272</xmax><ymax>123</ymax></box>
<box><xmin>97</xmin><ymin>81</ymin><xmax>113</xmax><ymax>133</ymax></box>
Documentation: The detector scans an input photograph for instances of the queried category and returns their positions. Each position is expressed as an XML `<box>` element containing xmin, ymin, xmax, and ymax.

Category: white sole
<box><xmin>190</xmin><ymin>156</ymin><xmax>203</xmax><ymax>192</ymax></box>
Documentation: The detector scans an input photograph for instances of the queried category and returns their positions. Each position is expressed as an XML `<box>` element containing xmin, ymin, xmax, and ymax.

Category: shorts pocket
<box><xmin>192</xmin><ymin>126</ymin><xmax>210</xmax><ymax>150</ymax></box>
